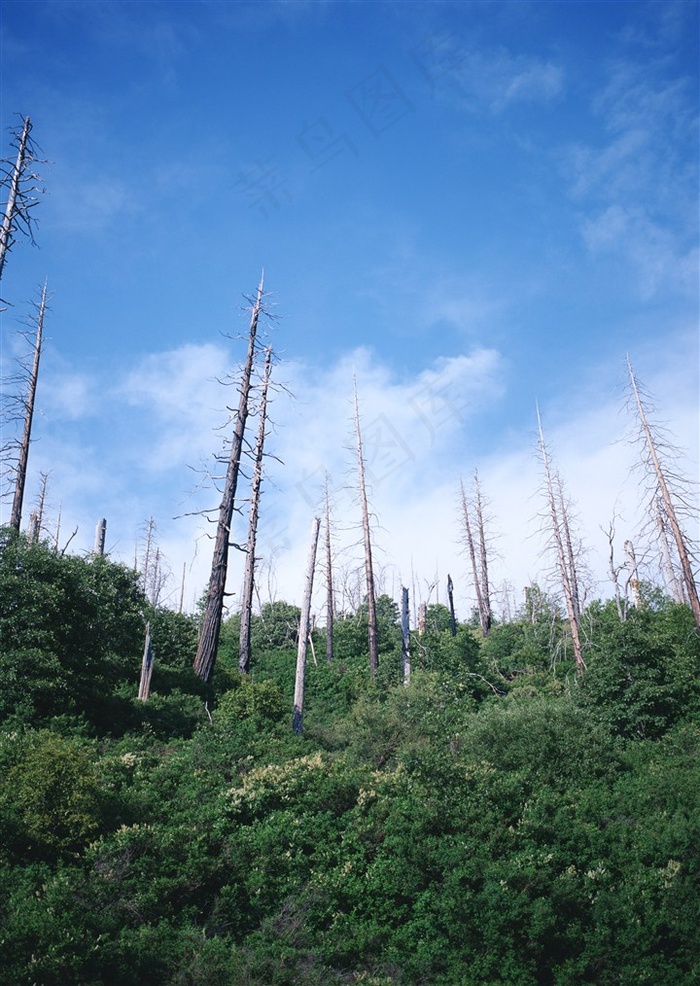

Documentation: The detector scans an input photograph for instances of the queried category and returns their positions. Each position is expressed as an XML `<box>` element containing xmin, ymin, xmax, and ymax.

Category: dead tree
<box><xmin>627</xmin><ymin>357</ymin><xmax>700</xmax><ymax>629</ymax></box>
<box><xmin>459</xmin><ymin>472</ymin><xmax>492</xmax><ymax>636</ymax></box>
<box><xmin>93</xmin><ymin>518</ymin><xmax>107</xmax><ymax>556</ymax></box>
<box><xmin>537</xmin><ymin>407</ymin><xmax>586</xmax><ymax>674</ymax></box>
<box><xmin>353</xmin><ymin>375</ymin><xmax>379</xmax><ymax>674</ymax></box>
<box><xmin>8</xmin><ymin>282</ymin><xmax>47</xmax><ymax>531</ymax></box>
<box><xmin>446</xmin><ymin>574</ymin><xmax>457</xmax><ymax>636</ymax></box>
<box><xmin>0</xmin><ymin>116</ymin><xmax>44</xmax><ymax>282</ymax></box>
<box><xmin>401</xmin><ymin>585</ymin><xmax>411</xmax><ymax>685</ymax></box>
<box><xmin>239</xmin><ymin>346</ymin><xmax>273</xmax><ymax>674</ymax></box>
<box><xmin>194</xmin><ymin>277</ymin><xmax>267</xmax><ymax>682</ymax></box>
<box><xmin>137</xmin><ymin>623</ymin><xmax>155</xmax><ymax>701</ymax></box>
<box><xmin>293</xmin><ymin>515</ymin><xmax>321</xmax><ymax>735</ymax></box>
<box><xmin>323</xmin><ymin>473</ymin><xmax>335</xmax><ymax>663</ymax></box>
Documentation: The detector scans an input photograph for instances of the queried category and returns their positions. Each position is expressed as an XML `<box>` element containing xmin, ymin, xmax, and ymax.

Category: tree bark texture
<box><xmin>0</xmin><ymin>116</ymin><xmax>31</xmax><ymax>281</ymax></box>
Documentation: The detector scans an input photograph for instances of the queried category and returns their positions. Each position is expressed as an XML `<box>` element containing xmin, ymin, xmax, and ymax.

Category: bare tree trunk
<box><xmin>10</xmin><ymin>281</ymin><xmax>46</xmax><ymax>531</ymax></box>
<box><xmin>627</xmin><ymin>358</ymin><xmax>700</xmax><ymax>629</ymax></box>
<box><xmin>537</xmin><ymin>407</ymin><xmax>585</xmax><ymax>674</ymax></box>
<box><xmin>194</xmin><ymin>277</ymin><xmax>265</xmax><ymax>681</ymax></box>
<box><xmin>401</xmin><ymin>585</ymin><xmax>411</xmax><ymax>685</ymax></box>
<box><xmin>656</xmin><ymin>500</ymin><xmax>685</xmax><ymax>604</ymax></box>
<box><xmin>624</xmin><ymin>539</ymin><xmax>641</xmax><ymax>609</ymax></box>
<box><xmin>446</xmin><ymin>574</ymin><xmax>457</xmax><ymax>636</ymax></box>
<box><xmin>179</xmin><ymin>562</ymin><xmax>186</xmax><ymax>614</ymax></box>
<box><xmin>353</xmin><ymin>375</ymin><xmax>379</xmax><ymax>674</ymax></box>
<box><xmin>239</xmin><ymin>346</ymin><xmax>273</xmax><ymax>673</ymax></box>
<box><xmin>0</xmin><ymin>117</ymin><xmax>34</xmax><ymax>281</ymax></box>
<box><xmin>93</xmin><ymin>518</ymin><xmax>107</xmax><ymax>556</ymax></box>
<box><xmin>138</xmin><ymin>623</ymin><xmax>155</xmax><ymax>701</ymax></box>
<box><xmin>293</xmin><ymin>516</ymin><xmax>321</xmax><ymax>735</ymax></box>
<box><xmin>324</xmin><ymin>474</ymin><xmax>334</xmax><ymax>663</ymax></box>
<box><xmin>473</xmin><ymin>471</ymin><xmax>493</xmax><ymax>635</ymax></box>
<box><xmin>459</xmin><ymin>477</ymin><xmax>491</xmax><ymax>637</ymax></box>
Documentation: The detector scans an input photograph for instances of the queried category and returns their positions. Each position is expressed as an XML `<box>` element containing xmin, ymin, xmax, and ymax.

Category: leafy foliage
<box><xmin>1</xmin><ymin>530</ymin><xmax>698</xmax><ymax>984</ymax></box>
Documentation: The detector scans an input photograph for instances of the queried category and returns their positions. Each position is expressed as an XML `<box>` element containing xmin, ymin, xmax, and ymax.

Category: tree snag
<box><xmin>194</xmin><ymin>276</ymin><xmax>266</xmax><ymax>682</ymax></box>
<box><xmin>293</xmin><ymin>515</ymin><xmax>321</xmax><ymax>735</ymax></box>
<box><xmin>353</xmin><ymin>374</ymin><xmax>379</xmax><ymax>674</ymax></box>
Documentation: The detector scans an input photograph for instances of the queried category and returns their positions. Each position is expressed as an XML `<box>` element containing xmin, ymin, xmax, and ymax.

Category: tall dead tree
<box><xmin>0</xmin><ymin>116</ymin><xmax>43</xmax><ymax>282</ymax></box>
<box><xmin>353</xmin><ymin>375</ymin><xmax>379</xmax><ymax>674</ymax></box>
<box><xmin>459</xmin><ymin>472</ymin><xmax>492</xmax><ymax>636</ymax></box>
<box><xmin>93</xmin><ymin>518</ymin><xmax>107</xmax><ymax>556</ymax></box>
<box><xmin>401</xmin><ymin>585</ymin><xmax>411</xmax><ymax>685</ymax></box>
<box><xmin>627</xmin><ymin>357</ymin><xmax>700</xmax><ymax>629</ymax></box>
<box><xmin>537</xmin><ymin>407</ymin><xmax>586</xmax><ymax>674</ymax></box>
<box><xmin>293</xmin><ymin>515</ymin><xmax>321</xmax><ymax>735</ymax></box>
<box><xmin>194</xmin><ymin>276</ymin><xmax>267</xmax><ymax>682</ymax></box>
<box><xmin>9</xmin><ymin>281</ymin><xmax>47</xmax><ymax>531</ymax></box>
<box><xmin>239</xmin><ymin>346</ymin><xmax>273</xmax><ymax>674</ymax></box>
<box><xmin>323</xmin><ymin>473</ymin><xmax>335</xmax><ymax>663</ymax></box>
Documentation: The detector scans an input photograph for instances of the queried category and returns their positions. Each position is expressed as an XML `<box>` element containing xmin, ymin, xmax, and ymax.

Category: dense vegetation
<box><xmin>1</xmin><ymin>529</ymin><xmax>699</xmax><ymax>984</ymax></box>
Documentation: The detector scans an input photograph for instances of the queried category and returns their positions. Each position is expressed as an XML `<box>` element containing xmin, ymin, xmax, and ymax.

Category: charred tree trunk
<box><xmin>401</xmin><ymin>585</ymin><xmax>411</xmax><ymax>685</ymax></box>
<box><xmin>10</xmin><ymin>281</ymin><xmax>46</xmax><ymax>531</ymax></box>
<box><xmin>627</xmin><ymin>358</ymin><xmax>700</xmax><ymax>629</ymax></box>
<box><xmin>537</xmin><ymin>408</ymin><xmax>585</xmax><ymax>674</ymax></box>
<box><xmin>446</xmin><ymin>574</ymin><xmax>457</xmax><ymax>637</ymax></box>
<box><xmin>239</xmin><ymin>346</ymin><xmax>273</xmax><ymax>673</ymax></box>
<box><xmin>293</xmin><ymin>515</ymin><xmax>321</xmax><ymax>735</ymax></box>
<box><xmin>194</xmin><ymin>277</ymin><xmax>265</xmax><ymax>682</ymax></box>
<box><xmin>353</xmin><ymin>375</ymin><xmax>379</xmax><ymax>674</ymax></box>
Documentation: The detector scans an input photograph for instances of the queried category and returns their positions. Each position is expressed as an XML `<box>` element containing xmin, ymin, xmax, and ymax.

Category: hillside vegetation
<box><xmin>1</xmin><ymin>529</ymin><xmax>699</xmax><ymax>985</ymax></box>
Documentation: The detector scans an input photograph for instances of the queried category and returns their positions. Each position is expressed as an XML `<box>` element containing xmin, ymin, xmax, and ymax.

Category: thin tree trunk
<box><xmin>473</xmin><ymin>471</ymin><xmax>493</xmax><ymax>635</ymax></box>
<box><xmin>194</xmin><ymin>277</ymin><xmax>265</xmax><ymax>681</ymax></box>
<box><xmin>353</xmin><ymin>375</ymin><xmax>379</xmax><ymax>674</ymax></box>
<box><xmin>460</xmin><ymin>478</ymin><xmax>489</xmax><ymax>636</ymax></box>
<box><xmin>624</xmin><ymin>539</ymin><xmax>641</xmax><ymax>609</ymax></box>
<box><xmin>401</xmin><ymin>585</ymin><xmax>411</xmax><ymax>685</ymax></box>
<box><xmin>239</xmin><ymin>346</ymin><xmax>273</xmax><ymax>673</ymax></box>
<box><xmin>138</xmin><ymin>623</ymin><xmax>155</xmax><ymax>701</ymax></box>
<box><xmin>446</xmin><ymin>574</ymin><xmax>457</xmax><ymax>636</ymax></box>
<box><xmin>324</xmin><ymin>474</ymin><xmax>334</xmax><ymax>663</ymax></box>
<box><xmin>537</xmin><ymin>407</ymin><xmax>585</xmax><ymax>674</ymax></box>
<box><xmin>293</xmin><ymin>515</ymin><xmax>321</xmax><ymax>735</ymax></box>
<box><xmin>0</xmin><ymin>117</ymin><xmax>31</xmax><ymax>281</ymax></box>
<box><xmin>10</xmin><ymin>281</ymin><xmax>46</xmax><ymax>531</ymax></box>
<box><xmin>627</xmin><ymin>358</ymin><xmax>700</xmax><ymax>629</ymax></box>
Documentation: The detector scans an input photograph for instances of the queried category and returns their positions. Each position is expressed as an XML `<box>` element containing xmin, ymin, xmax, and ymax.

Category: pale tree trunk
<box><xmin>93</xmin><ymin>518</ymin><xmax>107</xmax><ymax>556</ymax></box>
<box><xmin>323</xmin><ymin>474</ymin><xmax>334</xmax><ymax>663</ymax></box>
<box><xmin>473</xmin><ymin>471</ymin><xmax>493</xmax><ymax>635</ymax></box>
<box><xmin>656</xmin><ymin>499</ymin><xmax>685</xmax><ymax>604</ymax></box>
<box><xmin>194</xmin><ymin>277</ymin><xmax>265</xmax><ymax>681</ymax></box>
<box><xmin>10</xmin><ymin>281</ymin><xmax>46</xmax><ymax>531</ymax></box>
<box><xmin>353</xmin><ymin>375</ymin><xmax>379</xmax><ymax>674</ymax></box>
<box><xmin>627</xmin><ymin>357</ymin><xmax>700</xmax><ymax>629</ymax></box>
<box><xmin>401</xmin><ymin>586</ymin><xmax>411</xmax><ymax>685</ymax></box>
<box><xmin>459</xmin><ymin>477</ymin><xmax>491</xmax><ymax>637</ymax></box>
<box><xmin>138</xmin><ymin>623</ymin><xmax>155</xmax><ymax>701</ymax></box>
<box><xmin>28</xmin><ymin>471</ymin><xmax>49</xmax><ymax>543</ymax></box>
<box><xmin>537</xmin><ymin>407</ymin><xmax>585</xmax><ymax>674</ymax></box>
<box><xmin>293</xmin><ymin>515</ymin><xmax>321</xmax><ymax>734</ymax></box>
<box><xmin>624</xmin><ymin>539</ymin><xmax>641</xmax><ymax>609</ymax></box>
<box><xmin>239</xmin><ymin>346</ymin><xmax>273</xmax><ymax>673</ymax></box>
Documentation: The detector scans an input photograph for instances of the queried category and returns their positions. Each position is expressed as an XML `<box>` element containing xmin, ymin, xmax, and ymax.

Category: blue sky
<box><xmin>1</xmin><ymin>0</ymin><xmax>698</xmax><ymax>618</ymax></box>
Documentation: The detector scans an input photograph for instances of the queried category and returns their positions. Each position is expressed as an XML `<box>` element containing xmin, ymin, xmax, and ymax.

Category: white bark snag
<box><xmin>194</xmin><ymin>277</ymin><xmax>265</xmax><ymax>682</ymax></box>
<box><xmin>624</xmin><ymin>539</ymin><xmax>641</xmax><ymax>609</ymax></box>
<box><xmin>239</xmin><ymin>346</ymin><xmax>273</xmax><ymax>673</ymax></box>
<box><xmin>293</xmin><ymin>515</ymin><xmax>321</xmax><ymax>735</ymax></box>
<box><xmin>93</xmin><ymin>518</ymin><xmax>107</xmax><ymax>556</ymax></box>
<box><xmin>353</xmin><ymin>375</ymin><xmax>379</xmax><ymax>674</ymax></box>
<box><xmin>627</xmin><ymin>357</ymin><xmax>700</xmax><ymax>629</ymax></box>
<box><xmin>537</xmin><ymin>407</ymin><xmax>585</xmax><ymax>674</ymax></box>
<box><xmin>459</xmin><ymin>475</ymin><xmax>492</xmax><ymax>637</ymax></box>
<box><xmin>138</xmin><ymin>623</ymin><xmax>155</xmax><ymax>701</ymax></box>
<box><xmin>324</xmin><ymin>475</ymin><xmax>334</xmax><ymax>663</ymax></box>
<box><xmin>401</xmin><ymin>586</ymin><xmax>411</xmax><ymax>685</ymax></box>
<box><xmin>0</xmin><ymin>116</ymin><xmax>32</xmax><ymax>281</ymax></box>
<box><xmin>10</xmin><ymin>281</ymin><xmax>46</xmax><ymax>531</ymax></box>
